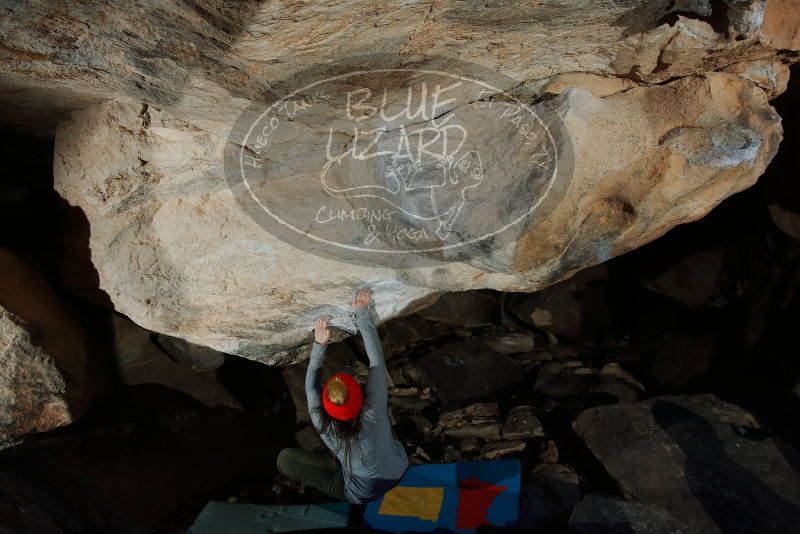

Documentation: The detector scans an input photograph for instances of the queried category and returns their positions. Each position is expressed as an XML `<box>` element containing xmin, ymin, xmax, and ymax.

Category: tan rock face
<box><xmin>0</xmin><ymin>248</ymin><xmax>88</xmax><ymax>445</ymax></box>
<box><xmin>51</xmin><ymin>70</ymin><xmax>782</xmax><ymax>363</ymax></box>
<box><xmin>761</xmin><ymin>0</ymin><xmax>800</xmax><ymax>50</ymax></box>
<box><xmin>0</xmin><ymin>309</ymin><xmax>70</xmax><ymax>445</ymax></box>
<box><xmin>1</xmin><ymin>1</ymin><xmax>798</xmax><ymax>363</ymax></box>
<box><xmin>0</xmin><ymin>1</ymin><xmax>795</xmax><ymax>135</ymax></box>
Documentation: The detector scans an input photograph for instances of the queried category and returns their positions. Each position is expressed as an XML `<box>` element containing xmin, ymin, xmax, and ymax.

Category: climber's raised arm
<box><xmin>352</xmin><ymin>289</ymin><xmax>388</xmax><ymax>411</ymax></box>
<box><xmin>306</xmin><ymin>315</ymin><xmax>331</xmax><ymax>430</ymax></box>
<box><xmin>279</xmin><ymin>291</ymin><xmax>408</xmax><ymax>505</ymax></box>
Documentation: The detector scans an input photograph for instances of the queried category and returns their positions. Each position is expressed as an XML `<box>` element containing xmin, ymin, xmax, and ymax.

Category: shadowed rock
<box><xmin>573</xmin><ymin>394</ymin><xmax>800</xmax><ymax>533</ymax></box>
<box><xmin>0</xmin><ymin>248</ymin><xmax>91</xmax><ymax>446</ymax></box>
<box><xmin>407</xmin><ymin>341</ymin><xmax>522</xmax><ymax>409</ymax></box>
<box><xmin>570</xmin><ymin>494</ymin><xmax>690</xmax><ymax>534</ymax></box>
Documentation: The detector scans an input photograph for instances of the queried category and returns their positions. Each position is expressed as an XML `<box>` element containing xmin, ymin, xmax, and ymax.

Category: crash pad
<box><xmin>188</xmin><ymin>501</ymin><xmax>353</xmax><ymax>533</ymax></box>
<box><xmin>362</xmin><ymin>459</ymin><xmax>521</xmax><ymax>533</ymax></box>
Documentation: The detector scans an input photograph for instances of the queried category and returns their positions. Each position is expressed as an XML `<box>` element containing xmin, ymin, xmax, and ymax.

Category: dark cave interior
<box><xmin>1</xmin><ymin>65</ymin><xmax>799</xmax><ymax>534</ymax></box>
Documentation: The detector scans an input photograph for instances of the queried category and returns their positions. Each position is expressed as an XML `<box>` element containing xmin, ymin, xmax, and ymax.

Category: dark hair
<box><xmin>311</xmin><ymin>404</ymin><xmax>364</xmax><ymax>470</ymax></box>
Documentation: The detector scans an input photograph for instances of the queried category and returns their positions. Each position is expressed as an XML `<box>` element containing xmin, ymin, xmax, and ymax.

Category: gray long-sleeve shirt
<box><xmin>305</xmin><ymin>306</ymin><xmax>409</xmax><ymax>504</ymax></box>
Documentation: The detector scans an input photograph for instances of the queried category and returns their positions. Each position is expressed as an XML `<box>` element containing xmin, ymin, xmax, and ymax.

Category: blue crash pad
<box><xmin>188</xmin><ymin>501</ymin><xmax>352</xmax><ymax>533</ymax></box>
<box><xmin>362</xmin><ymin>459</ymin><xmax>521</xmax><ymax>533</ymax></box>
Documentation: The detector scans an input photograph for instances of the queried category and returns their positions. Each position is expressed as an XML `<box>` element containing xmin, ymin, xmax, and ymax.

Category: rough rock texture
<box><xmin>570</xmin><ymin>494</ymin><xmax>691</xmax><ymax>534</ymax></box>
<box><xmin>573</xmin><ymin>394</ymin><xmax>800</xmax><ymax>533</ymax></box>
<box><xmin>502</xmin><ymin>405</ymin><xmax>545</xmax><ymax>439</ymax></box>
<box><xmin>1</xmin><ymin>1</ymin><xmax>798</xmax><ymax>363</ymax></box>
<box><xmin>436</xmin><ymin>402</ymin><xmax>503</xmax><ymax>440</ymax></box>
<box><xmin>406</xmin><ymin>340</ymin><xmax>522</xmax><ymax>409</ymax></box>
<box><xmin>479</xmin><ymin>332</ymin><xmax>536</xmax><ymax>354</ymax></box>
<box><xmin>0</xmin><ymin>248</ymin><xmax>88</xmax><ymax>446</ymax></box>
<box><xmin>0</xmin><ymin>309</ymin><xmax>70</xmax><ymax>447</ymax></box>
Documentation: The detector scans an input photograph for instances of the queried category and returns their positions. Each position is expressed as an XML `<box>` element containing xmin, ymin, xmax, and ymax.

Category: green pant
<box><xmin>277</xmin><ymin>447</ymin><xmax>347</xmax><ymax>501</ymax></box>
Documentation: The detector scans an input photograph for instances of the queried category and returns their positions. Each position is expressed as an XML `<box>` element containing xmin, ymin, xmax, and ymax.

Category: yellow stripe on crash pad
<box><xmin>377</xmin><ymin>486</ymin><xmax>445</xmax><ymax>522</ymax></box>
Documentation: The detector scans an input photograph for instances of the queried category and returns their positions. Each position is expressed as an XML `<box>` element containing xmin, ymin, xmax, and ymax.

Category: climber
<box><xmin>276</xmin><ymin>289</ymin><xmax>409</xmax><ymax>504</ymax></box>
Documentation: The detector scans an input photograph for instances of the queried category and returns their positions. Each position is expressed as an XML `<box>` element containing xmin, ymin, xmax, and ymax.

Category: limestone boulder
<box><xmin>2</xmin><ymin>1</ymin><xmax>795</xmax><ymax>136</ymax></box>
<box><xmin>52</xmin><ymin>70</ymin><xmax>783</xmax><ymax>363</ymax></box>
<box><xmin>0</xmin><ymin>248</ymin><xmax>89</xmax><ymax>446</ymax></box>
<box><xmin>0</xmin><ymin>309</ymin><xmax>71</xmax><ymax>447</ymax></box>
<box><xmin>0</xmin><ymin>1</ymin><xmax>796</xmax><ymax>363</ymax></box>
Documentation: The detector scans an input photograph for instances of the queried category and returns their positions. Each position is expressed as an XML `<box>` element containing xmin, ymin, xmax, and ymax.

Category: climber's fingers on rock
<box><xmin>353</xmin><ymin>288</ymin><xmax>372</xmax><ymax>308</ymax></box>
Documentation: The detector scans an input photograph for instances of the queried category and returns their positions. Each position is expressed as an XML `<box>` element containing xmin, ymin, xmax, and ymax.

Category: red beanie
<box><xmin>322</xmin><ymin>373</ymin><xmax>363</xmax><ymax>421</ymax></box>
